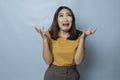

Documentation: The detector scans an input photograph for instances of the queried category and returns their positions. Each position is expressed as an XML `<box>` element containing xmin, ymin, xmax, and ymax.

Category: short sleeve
<box><xmin>46</xmin><ymin>32</ymin><xmax>51</xmax><ymax>40</ymax></box>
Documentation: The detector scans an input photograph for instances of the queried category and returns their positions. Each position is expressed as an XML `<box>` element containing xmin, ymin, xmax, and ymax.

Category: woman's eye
<box><xmin>59</xmin><ymin>15</ymin><xmax>63</xmax><ymax>17</ymax></box>
<box><xmin>68</xmin><ymin>14</ymin><xmax>72</xmax><ymax>17</ymax></box>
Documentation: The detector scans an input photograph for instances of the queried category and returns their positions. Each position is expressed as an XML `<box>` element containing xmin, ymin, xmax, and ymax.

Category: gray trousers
<box><xmin>44</xmin><ymin>64</ymin><xmax>80</xmax><ymax>80</ymax></box>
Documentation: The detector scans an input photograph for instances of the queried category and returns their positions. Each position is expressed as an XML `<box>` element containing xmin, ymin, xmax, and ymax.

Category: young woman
<box><xmin>35</xmin><ymin>6</ymin><xmax>96</xmax><ymax>80</ymax></box>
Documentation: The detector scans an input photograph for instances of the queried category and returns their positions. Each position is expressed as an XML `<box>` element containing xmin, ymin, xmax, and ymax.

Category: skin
<box><xmin>58</xmin><ymin>9</ymin><xmax>72</xmax><ymax>32</ymax></box>
<box><xmin>35</xmin><ymin>8</ymin><xmax>96</xmax><ymax>65</ymax></box>
<box><xmin>57</xmin><ymin>9</ymin><xmax>72</xmax><ymax>39</ymax></box>
<box><xmin>35</xmin><ymin>27</ymin><xmax>53</xmax><ymax>64</ymax></box>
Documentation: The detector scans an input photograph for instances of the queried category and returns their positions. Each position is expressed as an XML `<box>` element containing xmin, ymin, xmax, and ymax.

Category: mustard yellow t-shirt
<box><xmin>46</xmin><ymin>32</ymin><xmax>80</xmax><ymax>66</ymax></box>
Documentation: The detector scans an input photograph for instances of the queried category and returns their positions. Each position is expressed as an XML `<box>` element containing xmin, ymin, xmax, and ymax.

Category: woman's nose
<box><xmin>63</xmin><ymin>16</ymin><xmax>68</xmax><ymax>21</ymax></box>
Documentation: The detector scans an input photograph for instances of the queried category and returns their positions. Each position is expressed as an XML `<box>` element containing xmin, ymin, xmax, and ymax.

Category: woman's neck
<box><xmin>59</xmin><ymin>30</ymin><xmax>70</xmax><ymax>39</ymax></box>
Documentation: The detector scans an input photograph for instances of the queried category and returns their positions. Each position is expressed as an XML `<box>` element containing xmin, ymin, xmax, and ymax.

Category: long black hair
<box><xmin>49</xmin><ymin>6</ymin><xmax>82</xmax><ymax>40</ymax></box>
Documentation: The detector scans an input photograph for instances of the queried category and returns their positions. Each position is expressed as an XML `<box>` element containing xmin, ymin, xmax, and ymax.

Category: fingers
<box><xmin>34</xmin><ymin>26</ymin><xmax>44</xmax><ymax>33</ymax></box>
<box><xmin>91</xmin><ymin>28</ymin><xmax>96</xmax><ymax>34</ymax></box>
<box><xmin>41</xmin><ymin>27</ymin><xmax>46</xmax><ymax>36</ymax></box>
<box><xmin>34</xmin><ymin>26</ymin><xmax>46</xmax><ymax>37</ymax></box>
<box><xmin>89</xmin><ymin>27</ymin><xmax>96</xmax><ymax>34</ymax></box>
<box><xmin>84</xmin><ymin>27</ymin><xmax>96</xmax><ymax>36</ymax></box>
<box><xmin>34</xmin><ymin>26</ymin><xmax>40</xmax><ymax>33</ymax></box>
<box><xmin>84</xmin><ymin>28</ymin><xmax>91</xmax><ymax>35</ymax></box>
<box><xmin>40</xmin><ymin>27</ymin><xmax>45</xmax><ymax>34</ymax></box>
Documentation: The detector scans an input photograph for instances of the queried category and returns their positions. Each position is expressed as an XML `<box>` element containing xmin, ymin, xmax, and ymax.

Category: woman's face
<box><xmin>57</xmin><ymin>8</ymin><xmax>73</xmax><ymax>32</ymax></box>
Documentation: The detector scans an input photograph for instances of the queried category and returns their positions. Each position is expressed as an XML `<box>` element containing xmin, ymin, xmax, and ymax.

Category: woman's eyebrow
<box><xmin>58</xmin><ymin>13</ymin><xmax>63</xmax><ymax>15</ymax></box>
<box><xmin>66</xmin><ymin>12</ymin><xmax>71</xmax><ymax>14</ymax></box>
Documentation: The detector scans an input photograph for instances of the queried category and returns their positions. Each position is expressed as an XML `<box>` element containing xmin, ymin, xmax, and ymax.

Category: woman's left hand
<box><xmin>85</xmin><ymin>27</ymin><xmax>96</xmax><ymax>36</ymax></box>
<box><xmin>80</xmin><ymin>28</ymin><xmax>96</xmax><ymax>39</ymax></box>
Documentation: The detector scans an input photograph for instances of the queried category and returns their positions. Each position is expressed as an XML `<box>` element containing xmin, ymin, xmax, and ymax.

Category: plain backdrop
<box><xmin>0</xmin><ymin>0</ymin><xmax>120</xmax><ymax>80</ymax></box>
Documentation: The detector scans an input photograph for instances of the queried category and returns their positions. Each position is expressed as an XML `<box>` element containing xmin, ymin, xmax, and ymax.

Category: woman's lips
<box><xmin>63</xmin><ymin>23</ymin><xmax>69</xmax><ymax>27</ymax></box>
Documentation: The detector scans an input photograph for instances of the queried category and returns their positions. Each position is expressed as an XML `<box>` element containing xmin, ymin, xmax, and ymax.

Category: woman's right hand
<box><xmin>34</xmin><ymin>26</ymin><xmax>48</xmax><ymax>41</ymax></box>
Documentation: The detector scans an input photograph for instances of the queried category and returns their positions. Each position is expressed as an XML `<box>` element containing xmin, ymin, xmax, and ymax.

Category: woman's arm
<box><xmin>42</xmin><ymin>37</ymin><xmax>53</xmax><ymax>65</ymax></box>
<box><xmin>74</xmin><ymin>33</ymin><xmax>86</xmax><ymax>65</ymax></box>
<box><xmin>74</xmin><ymin>28</ymin><xmax>96</xmax><ymax>65</ymax></box>
<box><xmin>35</xmin><ymin>26</ymin><xmax>53</xmax><ymax>65</ymax></box>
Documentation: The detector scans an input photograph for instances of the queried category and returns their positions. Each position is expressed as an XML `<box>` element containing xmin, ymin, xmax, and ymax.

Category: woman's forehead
<box><xmin>58</xmin><ymin>8</ymin><xmax>71</xmax><ymax>14</ymax></box>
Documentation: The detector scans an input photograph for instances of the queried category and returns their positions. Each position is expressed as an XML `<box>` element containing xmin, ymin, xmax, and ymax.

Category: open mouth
<box><xmin>63</xmin><ymin>23</ymin><xmax>69</xmax><ymax>27</ymax></box>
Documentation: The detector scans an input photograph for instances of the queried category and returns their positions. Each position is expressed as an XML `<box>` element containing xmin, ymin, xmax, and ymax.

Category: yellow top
<box><xmin>46</xmin><ymin>32</ymin><xmax>80</xmax><ymax>66</ymax></box>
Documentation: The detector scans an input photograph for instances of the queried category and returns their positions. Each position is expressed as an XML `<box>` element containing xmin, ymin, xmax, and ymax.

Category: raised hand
<box><xmin>85</xmin><ymin>27</ymin><xmax>96</xmax><ymax>36</ymax></box>
<box><xmin>34</xmin><ymin>26</ymin><xmax>47</xmax><ymax>40</ymax></box>
<box><xmin>80</xmin><ymin>27</ymin><xmax>96</xmax><ymax>39</ymax></box>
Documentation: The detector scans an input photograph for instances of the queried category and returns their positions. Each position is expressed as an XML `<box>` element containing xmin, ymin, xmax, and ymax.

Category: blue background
<box><xmin>0</xmin><ymin>0</ymin><xmax>120</xmax><ymax>80</ymax></box>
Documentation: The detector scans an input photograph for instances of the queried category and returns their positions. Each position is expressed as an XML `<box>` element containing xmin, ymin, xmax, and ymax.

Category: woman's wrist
<box><xmin>43</xmin><ymin>38</ymin><xmax>48</xmax><ymax>43</ymax></box>
<box><xmin>80</xmin><ymin>34</ymin><xmax>87</xmax><ymax>39</ymax></box>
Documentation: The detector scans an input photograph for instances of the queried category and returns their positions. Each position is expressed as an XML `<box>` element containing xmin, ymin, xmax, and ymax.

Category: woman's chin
<box><xmin>62</xmin><ymin>29</ymin><xmax>70</xmax><ymax>32</ymax></box>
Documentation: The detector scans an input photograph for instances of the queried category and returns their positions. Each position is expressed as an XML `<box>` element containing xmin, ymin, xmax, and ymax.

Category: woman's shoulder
<box><xmin>46</xmin><ymin>31</ymin><xmax>51</xmax><ymax>38</ymax></box>
<box><xmin>46</xmin><ymin>31</ymin><xmax>50</xmax><ymax>35</ymax></box>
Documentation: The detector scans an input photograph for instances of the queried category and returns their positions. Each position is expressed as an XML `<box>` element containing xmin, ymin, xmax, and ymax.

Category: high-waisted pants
<box><xmin>44</xmin><ymin>64</ymin><xmax>80</xmax><ymax>80</ymax></box>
